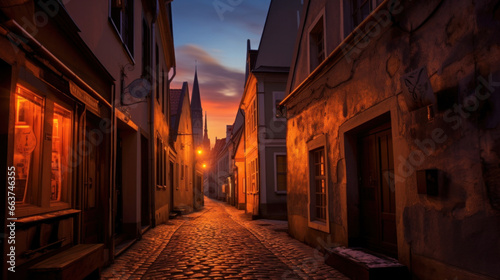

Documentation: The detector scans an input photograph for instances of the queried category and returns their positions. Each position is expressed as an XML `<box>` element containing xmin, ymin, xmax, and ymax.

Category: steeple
<box><xmin>191</xmin><ymin>64</ymin><xmax>202</xmax><ymax>112</ymax></box>
<box><xmin>190</xmin><ymin>65</ymin><xmax>203</xmax><ymax>148</ymax></box>
<box><xmin>203</xmin><ymin>111</ymin><xmax>210</xmax><ymax>151</ymax></box>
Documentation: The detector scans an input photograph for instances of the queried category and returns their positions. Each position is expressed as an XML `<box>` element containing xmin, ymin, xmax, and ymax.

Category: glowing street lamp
<box><xmin>197</xmin><ymin>149</ymin><xmax>203</xmax><ymax>155</ymax></box>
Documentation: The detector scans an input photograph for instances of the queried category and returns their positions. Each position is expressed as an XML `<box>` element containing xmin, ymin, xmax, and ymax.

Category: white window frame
<box><xmin>274</xmin><ymin>152</ymin><xmax>287</xmax><ymax>194</ymax></box>
<box><xmin>307</xmin><ymin>134</ymin><xmax>330</xmax><ymax>233</ymax></box>
<box><xmin>307</xmin><ymin>9</ymin><xmax>326</xmax><ymax>73</ymax></box>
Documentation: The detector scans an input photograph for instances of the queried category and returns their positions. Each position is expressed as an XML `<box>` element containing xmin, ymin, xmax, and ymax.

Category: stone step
<box><xmin>325</xmin><ymin>247</ymin><xmax>410</xmax><ymax>280</ymax></box>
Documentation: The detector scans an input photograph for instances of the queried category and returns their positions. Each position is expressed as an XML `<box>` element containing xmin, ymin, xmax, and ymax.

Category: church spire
<box><xmin>191</xmin><ymin>65</ymin><xmax>203</xmax><ymax>148</ymax></box>
<box><xmin>204</xmin><ymin>111</ymin><xmax>208</xmax><ymax>134</ymax></box>
<box><xmin>203</xmin><ymin>111</ymin><xmax>210</xmax><ymax>151</ymax></box>
<box><xmin>191</xmin><ymin>64</ymin><xmax>202</xmax><ymax>111</ymax></box>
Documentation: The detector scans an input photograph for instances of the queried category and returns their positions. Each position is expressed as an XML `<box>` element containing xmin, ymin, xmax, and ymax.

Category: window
<box><xmin>346</xmin><ymin>0</ymin><xmax>384</xmax><ymax>35</ymax></box>
<box><xmin>161</xmin><ymin>68</ymin><xmax>165</xmax><ymax>114</ymax></box>
<box><xmin>307</xmin><ymin>134</ymin><xmax>329</xmax><ymax>232</ymax></box>
<box><xmin>180</xmin><ymin>163</ymin><xmax>184</xmax><ymax>180</ymax></box>
<box><xmin>247</xmin><ymin>158</ymin><xmax>259</xmax><ymax>193</ymax></box>
<box><xmin>351</xmin><ymin>0</ymin><xmax>383</xmax><ymax>28</ymax></box>
<box><xmin>275</xmin><ymin>154</ymin><xmax>287</xmax><ymax>193</ymax></box>
<box><xmin>309</xmin><ymin>15</ymin><xmax>325</xmax><ymax>72</ymax></box>
<box><xmin>13</xmin><ymin>88</ymin><xmax>43</xmax><ymax>204</ymax></box>
<box><xmin>246</xmin><ymin>98</ymin><xmax>257</xmax><ymax>137</ymax></box>
<box><xmin>110</xmin><ymin>0</ymin><xmax>134</xmax><ymax>57</ymax></box>
<box><xmin>142</xmin><ymin>19</ymin><xmax>151</xmax><ymax>80</ymax></box>
<box><xmin>156</xmin><ymin>136</ymin><xmax>166</xmax><ymax>187</ymax></box>
<box><xmin>155</xmin><ymin>44</ymin><xmax>159</xmax><ymax>104</ymax></box>
<box><xmin>51</xmin><ymin>105</ymin><xmax>72</xmax><ymax>201</ymax></box>
<box><xmin>311</xmin><ymin>148</ymin><xmax>326</xmax><ymax>222</ymax></box>
<box><xmin>13</xmin><ymin>86</ymin><xmax>73</xmax><ymax>209</ymax></box>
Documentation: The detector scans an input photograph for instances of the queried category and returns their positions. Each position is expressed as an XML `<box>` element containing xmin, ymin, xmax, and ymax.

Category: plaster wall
<box><xmin>285</xmin><ymin>0</ymin><xmax>500</xmax><ymax>278</ymax></box>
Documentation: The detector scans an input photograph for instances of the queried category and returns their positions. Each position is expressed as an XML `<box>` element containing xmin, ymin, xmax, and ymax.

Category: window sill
<box><xmin>308</xmin><ymin>219</ymin><xmax>330</xmax><ymax>233</ymax></box>
<box><xmin>16</xmin><ymin>209</ymin><xmax>80</xmax><ymax>228</ymax></box>
<box><xmin>15</xmin><ymin>202</ymin><xmax>73</xmax><ymax>219</ymax></box>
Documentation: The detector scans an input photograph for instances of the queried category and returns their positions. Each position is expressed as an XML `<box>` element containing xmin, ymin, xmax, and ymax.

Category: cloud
<box><xmin>171</xmin><ymin>44</ymin><xmax>245</xmax><ymax>142</ymax></box>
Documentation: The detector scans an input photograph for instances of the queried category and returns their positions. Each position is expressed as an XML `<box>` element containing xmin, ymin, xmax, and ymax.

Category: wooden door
<box><xmin>358</xmin><ymin>124</ymin><xmax>397</xmax><ymax>256</ymax></box>
<box><xmin>82</xmin><ymin>119</ymin><xmax>102</xmax><ymax>244</ymax></box>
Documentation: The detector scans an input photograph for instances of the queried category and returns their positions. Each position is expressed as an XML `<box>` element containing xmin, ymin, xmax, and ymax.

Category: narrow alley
<box><xmin>102</xmin><ymin>198</ymin><xmax>349</xmax><ymax>279</ymax></box>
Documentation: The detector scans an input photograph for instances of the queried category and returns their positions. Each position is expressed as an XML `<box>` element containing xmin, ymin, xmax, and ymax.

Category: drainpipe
<box><xmin>150</xmin><ymin>15</ymin><xmax>157</xmax><ymax>227</ymax></box>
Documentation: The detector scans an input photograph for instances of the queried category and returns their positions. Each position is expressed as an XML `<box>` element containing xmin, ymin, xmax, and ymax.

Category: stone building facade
<box><xmin>281</xmin><ymin>0</ymin><xmax>500</xmax><ymax>279</ymax></box>
<box><xmin>1</xmin><ymin>0</ymin><xmax>175</xmax><ymax>279</ymax></box>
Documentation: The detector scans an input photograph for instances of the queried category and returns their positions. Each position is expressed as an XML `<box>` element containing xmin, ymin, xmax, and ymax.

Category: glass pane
<box><xmin>51</xmin><ymin>104</ymin><xmax>72</xmax><ymax>201</ymax></box>
<box><xmin>13</xmin><ymin>87</ymin><xmax>43</xmax><ymax>204</ymax></box>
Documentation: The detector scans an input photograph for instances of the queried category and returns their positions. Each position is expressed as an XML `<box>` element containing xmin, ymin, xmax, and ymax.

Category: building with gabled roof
<box><xmin>238</xmin><ymin>0</ymin><xmax>302</xmax><ymax>219</ymax></box>
<box><xmin>169</xmin><ymin>82</ymin><xmax>197</xmax><ymax>214</ymax></box>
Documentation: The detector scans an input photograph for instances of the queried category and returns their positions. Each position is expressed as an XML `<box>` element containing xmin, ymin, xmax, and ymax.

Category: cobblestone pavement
<box><xmin>102</xmin><ymin>198</ymin><xmax>349</xmax><ymax>279</ymax></box>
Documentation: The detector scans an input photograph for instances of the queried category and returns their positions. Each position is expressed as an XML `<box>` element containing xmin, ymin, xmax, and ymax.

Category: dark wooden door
<box><xmin>82</xmin><ymin>119</ymin><xmax>102</xmax><ymax>244</ymax></box>
<box><xmin>358</xmin><ymin>124</ymin><xmax>397</xmax><ymax>256</ymax></box>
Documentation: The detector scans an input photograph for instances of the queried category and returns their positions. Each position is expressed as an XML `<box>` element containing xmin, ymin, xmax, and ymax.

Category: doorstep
<box><xmin>324</xmin><ymin>246</ymin><xmax>410</xmax><ymax>280</ymax></box>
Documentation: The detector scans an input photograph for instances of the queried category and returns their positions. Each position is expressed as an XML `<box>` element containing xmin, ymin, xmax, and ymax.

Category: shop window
<box><xmin>51</xmin><ymin>104</ymin><xmax>72</xmax><ymax>201</ymax></box>
<box><xmin>13</xmin><ymin>86</ymin><xmax>73</xmax><ymax>211</ymax></box>
<box><xmin>13</xmin><ymin>88</ymin><xmax>43</xmax><ymax>204</ymax></box>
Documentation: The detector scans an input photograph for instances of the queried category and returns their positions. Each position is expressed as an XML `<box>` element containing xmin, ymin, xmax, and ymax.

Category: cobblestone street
<box><xmin>101</xmin><ymin>198</ymin><xmax>349</xmax><ymax>279</ymax></box>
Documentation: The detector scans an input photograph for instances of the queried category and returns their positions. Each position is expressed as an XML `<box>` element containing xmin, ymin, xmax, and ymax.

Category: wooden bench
<box><xmin>29</xmin><ymin>244</ymin><xmax>104</xmax><ymax>280</ymax></box>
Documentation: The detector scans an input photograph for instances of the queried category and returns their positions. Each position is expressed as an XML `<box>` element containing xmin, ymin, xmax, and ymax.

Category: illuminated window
<box><xmin>312</xmin><ymin>148</ymin><xmax>326</xmax><ymax>222</ymax></box>
<box><xmin>13</xmin><ymin>86</ymin><xmax>73</xmax><ymax>209</ymax></box>
<box><xmin>13</xmin><ymin>87</ymin><xmax>43</xmax><ymax>204</ymax></box>
<box><xmin>51</xmin><ymin>104</ymin><xmax>72</xmax><ymax>201</ymax></box>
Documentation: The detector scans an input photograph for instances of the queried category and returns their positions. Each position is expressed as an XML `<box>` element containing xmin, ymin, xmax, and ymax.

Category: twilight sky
<box><xmin>171</xmin><ymin>0</ymin><xmax>271</xmax><ymax>146</ymax></box>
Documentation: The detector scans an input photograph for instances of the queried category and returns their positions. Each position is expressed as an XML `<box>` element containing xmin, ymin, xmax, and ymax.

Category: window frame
<box><xmin>109</xmin><ymin>0</ymin><xmax>135</xmax><ymax>60</ymax></box>
<box><xmin>308</xmin><ymin>10</ymin><xmax>326</xmax><ymax>73</ymax></box>
<box><xmin>13</xmin><ymin>84</ymin><xmax>74</xmax><ymax>218</ymax></box>
<box><xmin>307</xmin><ymin>134</ymin><xmax>330</xmax><ymax>233</ymax></box>
<box><xmin>274</xmin><ymin>153</ymin><xmax>287</xmax><ymax>194</ymax></box>
<box><xmin>343</xmin><ymin>0</ymin><xmax>384</xmax><ymax>37</ymax></box>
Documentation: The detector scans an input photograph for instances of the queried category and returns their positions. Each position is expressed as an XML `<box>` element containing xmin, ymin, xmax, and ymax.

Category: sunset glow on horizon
<box><xmin>171</xmin><ymin>0</ymin><xmax>271</xmax><ymax>145</ymax></box>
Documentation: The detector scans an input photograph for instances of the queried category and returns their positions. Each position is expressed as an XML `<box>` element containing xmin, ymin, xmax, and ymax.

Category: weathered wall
<box><xmin>173</xmin><ymin>97</ymin><xmax>195</xmax><ymax>212</ymax></box>
<box><xmin>286</xmin><ymin>0</ymin><xmax>500</xmax><ymax>279</ymax></box>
